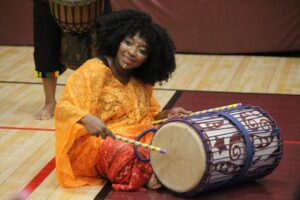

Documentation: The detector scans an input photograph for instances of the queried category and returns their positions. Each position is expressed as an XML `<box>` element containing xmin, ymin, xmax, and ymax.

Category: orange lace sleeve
<box><xmin>54</xmin><ymin>59</ymin><xmax>108</xmax><ymax>187</ymax></box>
<box><xmin>55</xmin><ymin>59</ymin><xmax>108</xmax><ymax>123</ymax></box>
<box><xmin>146</xmin><ymin>85</ymin><xmax>161</xmax><ymax>119</ymax></box>
<box><xmin>150</xmin><ymin>93</ymin><xmax>161</xmax><ymax>118</ymax></box>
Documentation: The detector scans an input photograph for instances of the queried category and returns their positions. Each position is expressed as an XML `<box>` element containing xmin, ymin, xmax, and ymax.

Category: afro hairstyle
<box><xmin>95</xmin><ymin>9</ymin><xmax>176</xmax><ymax>85</ymax></box>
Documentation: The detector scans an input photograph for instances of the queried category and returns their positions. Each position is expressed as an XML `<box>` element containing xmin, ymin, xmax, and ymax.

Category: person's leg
<box><xmin>34</xmin><ymin>78</ymin><xmax>57</xmax><ymax>120</ymax></box>
<box><xmin>33</xmin><ymin>0</ymin><xmax>65</xmax><ymax>120</ymax></box>
<box><xmin>147</xmin><ymin>173</ymin><xmax>162</xmax><ymax>190</ymax></box>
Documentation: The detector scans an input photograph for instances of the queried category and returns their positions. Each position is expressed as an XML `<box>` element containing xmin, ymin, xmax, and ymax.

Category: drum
<box><xmin>134</xmin><ymin>105</ymin><xmax>283</xmax><ymax>196</ymax></box>
<box><xmin>60</xmin><ymin>29</ymin><xmax>98</xmax><ymax>69</ymax></box>
<box><xmin>49</xmin><ymin>0</ymin><xmax>105</xmax><ymax>33</ymax></box>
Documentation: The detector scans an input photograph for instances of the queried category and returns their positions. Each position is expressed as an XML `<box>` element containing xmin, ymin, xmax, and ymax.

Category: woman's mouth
<box><xmin>123</xmin><ymin>56</ymin><xmax>134</xmax><ymax>66</ymax></box>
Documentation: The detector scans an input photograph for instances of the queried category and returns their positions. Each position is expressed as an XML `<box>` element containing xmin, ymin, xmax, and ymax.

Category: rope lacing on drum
<box><xmin>216</xmin><ymin>110</ymin><xmax>255</xmax><ymax>179</ymax></box>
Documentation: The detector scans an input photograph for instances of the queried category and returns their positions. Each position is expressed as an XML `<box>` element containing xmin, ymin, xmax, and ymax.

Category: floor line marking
<box><xmin>16</xmin><ymin>158</ymin><xmax>55</xmax><ymax>199</ymax></box>
<box><xmin>0</xmin><ymin>126</ymin><xmax>54</xmax><ymax>132</ymax></box>
<box><xmin>284</xmin><ymin>140</ymin><xmax>300</xmax><ymax>145</ymax></box>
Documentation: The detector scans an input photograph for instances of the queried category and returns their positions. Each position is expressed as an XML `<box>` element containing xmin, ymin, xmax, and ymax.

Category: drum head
<box><xmin>150</xmin><ymin>121</ymin><xmax>206</xmax><ymax>193</ymax></box>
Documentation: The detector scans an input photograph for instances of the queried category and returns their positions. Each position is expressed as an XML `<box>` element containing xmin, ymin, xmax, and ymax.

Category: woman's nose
<box><xmin>128</xmin><ymin>46</ymin><xmax>138</xmax><ymax>56</ymax></box>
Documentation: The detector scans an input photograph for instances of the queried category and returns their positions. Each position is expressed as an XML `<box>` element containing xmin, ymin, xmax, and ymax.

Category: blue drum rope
<box><xmin>216</xmin><ymin>110</ymin><xmax>255</xmax><ymax>179</ymax></box>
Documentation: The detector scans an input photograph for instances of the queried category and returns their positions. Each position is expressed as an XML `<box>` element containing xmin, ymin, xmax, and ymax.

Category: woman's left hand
<box><xmin>166</xmin><ymin>107</ymin><xmax>191</xmax><ymax>118</ymax></box>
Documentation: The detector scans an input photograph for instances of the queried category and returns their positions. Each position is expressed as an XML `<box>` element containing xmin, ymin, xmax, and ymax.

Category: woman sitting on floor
<box><xmin>54</xmin><ymin>9</ymin><xmax>190</xmax><ymax>191</ymax></box>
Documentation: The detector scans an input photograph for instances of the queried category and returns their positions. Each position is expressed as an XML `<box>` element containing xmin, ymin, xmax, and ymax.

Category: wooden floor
<box><xmin>0</xmin><ymin>46</ymin><xmax>299</xmax><ymax>200</ymax></box>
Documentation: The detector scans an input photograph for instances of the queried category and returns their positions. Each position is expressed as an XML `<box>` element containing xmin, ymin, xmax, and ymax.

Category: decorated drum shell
<box><xmin>150</xmin><ymin>105</ymin><xmax>283</xmax><ymax>196</ymax></box>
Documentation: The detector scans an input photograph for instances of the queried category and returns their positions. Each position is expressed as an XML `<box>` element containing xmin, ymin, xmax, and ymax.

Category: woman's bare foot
<box><xmin>147</xmin><ymin>173</ymin><xmax>162</xmax><ymax>190</ymax></box>
<box><xmin>33</xmin><ymin>102</ymin><xmax>56</xmax><ymax>120</ymax></box>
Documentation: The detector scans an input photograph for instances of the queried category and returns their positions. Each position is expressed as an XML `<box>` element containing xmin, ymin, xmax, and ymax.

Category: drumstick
<box><xmin>152</xmin><ymin>103</ymin><xmax>242</xmax><ymax>125</ymax></box>
<box><xmin>114</xmin><ymin>135</ymin><xmax>167</xmax><ymax>154</ymax></box>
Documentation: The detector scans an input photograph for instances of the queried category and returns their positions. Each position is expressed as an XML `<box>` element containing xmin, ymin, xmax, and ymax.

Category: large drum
<box><xmin>49</xmin><ymin>0</ymin><xmax>105</xmax><ymax>33</ymax></box>
<box><xmin>135</xmin><ymin>105</ymin><xmax>283</xmax><ymax>196</ymax></box>
<box><xmin>59</xmin><ymin>29</ymin><xmax>98</xmax><ymax>70</ymax></box>
<box><xmin>49</xmin><ymin>0</ymin><xmax>108</xmax><ymax>69</ymax></box>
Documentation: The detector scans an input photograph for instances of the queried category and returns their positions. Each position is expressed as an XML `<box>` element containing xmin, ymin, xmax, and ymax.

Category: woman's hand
<box><xmin>156</xmin><ymin>107</ymin><xmax>191</xmax><ymax>120</ymax></box>
<box><xmin>79</xmin><ymin>114</ymin><xmax>115</xmax><ymax>139</ymax></box>
<box><xmin>166</xmin><ymin>107</ymin><xmax>191</xmax><ymax>118</ymax></box>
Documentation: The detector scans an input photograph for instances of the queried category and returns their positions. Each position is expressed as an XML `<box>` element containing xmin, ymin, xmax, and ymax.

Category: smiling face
<box><xmin>115</xmin><ymin>33</ymin><xmax>149</xmax><ymax>71</ymax></box>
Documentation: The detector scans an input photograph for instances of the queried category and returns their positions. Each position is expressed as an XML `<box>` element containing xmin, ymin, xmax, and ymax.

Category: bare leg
<box><xmin>147</xmin><ymin>173</ymin><xmax>162</xmax><ymax>190</ymax></box>
<box><xmin>34</xmin><ymin>78</ymin><xmax>57</xmax><ymax>120</ymax></box>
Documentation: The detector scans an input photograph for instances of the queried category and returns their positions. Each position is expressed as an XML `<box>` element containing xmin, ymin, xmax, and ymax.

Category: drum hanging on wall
<box><xmin>135</xmin><ymin>105</ymin><xmax>283</xmax><ymax>196</ymax></box>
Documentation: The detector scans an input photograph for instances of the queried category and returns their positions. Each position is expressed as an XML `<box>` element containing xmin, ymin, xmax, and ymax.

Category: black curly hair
<box><xmin>95</xmin><ymin>9</ymin><xmax>176</xmax><ymax>85</ymax></box>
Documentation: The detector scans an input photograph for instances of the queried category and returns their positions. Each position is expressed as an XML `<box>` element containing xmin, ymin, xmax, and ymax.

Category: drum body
<box><xmin>50</xmin><ymin>0</ymin><xmax>105</xmax><ymax>33</ymax></box>
<box><xmin>147</xmin><ymin>105</ymin><xmax>282</xmax><ymax>195</ymax></box>
<box><xmin>60</xmin><ymin>29</ymin><xmax>98</xmax><ymax>69</ymax></box>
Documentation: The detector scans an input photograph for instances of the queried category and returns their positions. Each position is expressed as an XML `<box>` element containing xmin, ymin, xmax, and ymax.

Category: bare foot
<box><xmin>33</xmin><ymin>102</ymin><xmax>56</xmax><ymax>120</ymax></box>
<box><xmin>147</xmin><ymin>173</ymin><xmax>162</xmax><ymax>190</ymax></box>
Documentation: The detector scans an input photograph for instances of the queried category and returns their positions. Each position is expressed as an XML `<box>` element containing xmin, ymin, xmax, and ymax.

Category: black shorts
<box><xmin>33</xmin><ymin>0</ymin><xmax>65</xmax><ymax>78</ymax></box>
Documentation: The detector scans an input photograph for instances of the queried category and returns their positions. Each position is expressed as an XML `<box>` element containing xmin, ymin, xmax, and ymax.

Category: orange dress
<box><xmin>54</xmin><ymin>58</ymin><xmax>161</xmax><ymax>187</ymax></box>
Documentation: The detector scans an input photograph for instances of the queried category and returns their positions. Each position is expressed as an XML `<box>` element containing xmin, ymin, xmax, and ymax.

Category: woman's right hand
<box><xmin>79</xmin><ymin>114</ymin><xmax>115</xmax><ymax>139</ymax></box>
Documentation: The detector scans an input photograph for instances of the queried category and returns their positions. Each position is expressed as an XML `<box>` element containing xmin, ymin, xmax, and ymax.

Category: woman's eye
<box><xmin>138</xmin><ymin>48</ymin><xmax>148</xmax><ymax>56</ymax></box>
<box><xmin>124</xmin><ymin>39</ymin><xmax>133</xmax><ymax>46</ymax></box>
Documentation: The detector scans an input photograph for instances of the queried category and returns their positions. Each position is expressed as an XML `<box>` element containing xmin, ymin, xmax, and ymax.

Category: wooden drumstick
<box><xmin>114</xmin><ymin>135</ymin><xmax>167</xmax><ymax>154</ymax></box>
<box><xmin>152</xmin><ymin>103</ymin><xmax>242</xmax><ymax>125</ymax></box>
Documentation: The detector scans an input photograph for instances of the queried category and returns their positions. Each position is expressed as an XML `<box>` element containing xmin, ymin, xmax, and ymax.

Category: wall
<box><xmin>1</xmin><ymin>0</ymin><xmax>300</xmax><ymax>54</ymax></box>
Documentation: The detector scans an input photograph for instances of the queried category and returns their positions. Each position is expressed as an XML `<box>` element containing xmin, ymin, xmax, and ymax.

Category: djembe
<box><xmin>49</xmin><ymin>0</ymin><xmax>107</xmax><ymax>69</ymax></box>
<box><xmin>135</xmin><ymin>105</ymin><xmax>283</xmax><ymax>196</ymax></box>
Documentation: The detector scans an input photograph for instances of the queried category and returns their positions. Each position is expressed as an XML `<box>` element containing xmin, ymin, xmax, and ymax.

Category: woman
<box><xmin>54</xmin><ymin>9</ymin><xmax>189</xmax><ymax>189</ymax></box>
